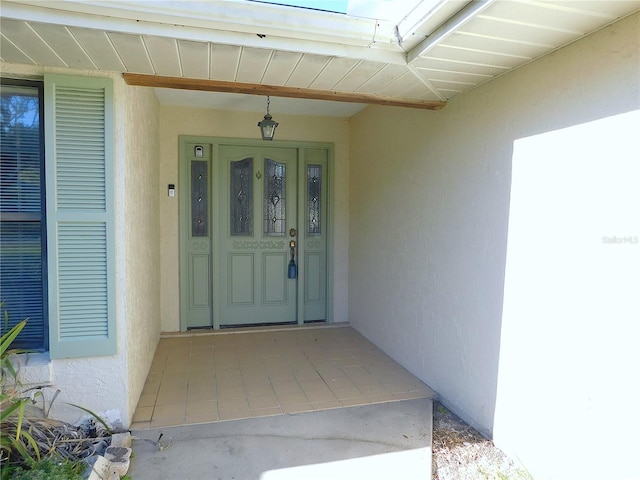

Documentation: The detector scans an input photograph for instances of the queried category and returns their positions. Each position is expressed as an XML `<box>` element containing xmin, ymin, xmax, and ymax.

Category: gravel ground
<box><xmin>432</xmin><ymin>402</ymin><xmax>532</xmax><ymax>480</ymax></box>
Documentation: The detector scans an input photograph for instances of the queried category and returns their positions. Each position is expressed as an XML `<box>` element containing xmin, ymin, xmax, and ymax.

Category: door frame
<box><xmin>178</xmin><ymin>136</ymin><xmax>334</xmax><ymax>331</ymax></box>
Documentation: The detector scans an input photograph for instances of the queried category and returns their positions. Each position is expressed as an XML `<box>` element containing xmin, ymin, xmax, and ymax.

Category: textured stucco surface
<box><xmin>120</xmin><ymin>80</ymin><xmax>161</xmax><ymax>425</ymax></box>
<box><xmin>349</xmin><ymin>11</ymin><xmax>639</xmax><ymax>478</ymax></box>
<box><xmin>493</xmin><ymin>14</ymin><xmax>640</xmax><ymax>479</ymax></box>
<box><xmin>158</xmin><ymin>107</ymin><xmax>350</xmax><ymax>332</ymax></box>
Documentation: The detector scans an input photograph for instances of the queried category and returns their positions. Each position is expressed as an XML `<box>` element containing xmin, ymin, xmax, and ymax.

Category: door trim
<box><xmin>178</xmin><ymin>136</ymin><xmax>334</xmax><ymax>331</ymax></box>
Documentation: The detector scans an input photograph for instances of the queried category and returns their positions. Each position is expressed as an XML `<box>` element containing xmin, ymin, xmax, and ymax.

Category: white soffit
<box><xmin>1</xmin><ymin>0</ymin><xmax>638</xmax><ymax>116</ymax></box>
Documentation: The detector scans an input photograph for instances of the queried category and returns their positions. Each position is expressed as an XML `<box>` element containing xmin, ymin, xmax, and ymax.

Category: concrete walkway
<box><xmin>129</xmin><ymin>398</ymin><xmax>433</xmax><ymax>480</ymax></box>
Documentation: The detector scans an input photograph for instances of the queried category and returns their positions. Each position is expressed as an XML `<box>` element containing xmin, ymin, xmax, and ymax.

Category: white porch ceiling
<box><xmin>1</xmin><ymin>0</ymin><xmax>638</xmax><ymax>117</ymax></box>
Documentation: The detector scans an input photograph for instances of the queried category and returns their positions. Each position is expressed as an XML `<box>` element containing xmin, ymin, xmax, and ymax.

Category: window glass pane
<box><xmin>191</xmin><ymin>160</ymin><xmax>208</xmax><ymax>237</ymax></box>
<box><xmin>0</xmin><ymin>223</ymin><xmax>44</xmax><ymax>349</ymax></box>
<box><xmin>0</xmin><ymin>81</ymin><xmax>46</xmax><ymax>350</ymax></box>
<box><xmin>264</xmin><ymin>158</ymin><xmax>286</xmax><ymax>236</ymax></box>
<box><xmin>230</xmin><ymin>157</ymin><xmax>253</xmax><ymax>236</ymax></box>
<box><xmin>1</xmin><ymin>85</ymin><xmax>41</xmax><ymax>212</ymax></box>
<box><xmin>307</xmin><ymin>164</ymin><xmax>322</xmax><ymax>235</ymax></box>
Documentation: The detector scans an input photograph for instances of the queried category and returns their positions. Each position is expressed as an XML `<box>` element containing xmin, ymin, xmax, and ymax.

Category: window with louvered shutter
<box><xmin>45</xmin><ymin>74</ymin><xmax>115</xmax><ymax>359</ymax></box>
<box><xmin>0</xmin><ymin>80</ymin><xmax>47</xmax><ymax>350</ymax></box>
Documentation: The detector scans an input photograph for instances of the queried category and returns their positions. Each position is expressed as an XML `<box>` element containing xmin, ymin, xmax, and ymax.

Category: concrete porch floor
<box><xmin>131</xmin><ymin>323</ymin><xmax>435</xmax><ymax>429</ymax></box>
<box><xmin>128</xmin><ymin>397</ymin><xmax>433</xmax><ymax>480</ymax></box>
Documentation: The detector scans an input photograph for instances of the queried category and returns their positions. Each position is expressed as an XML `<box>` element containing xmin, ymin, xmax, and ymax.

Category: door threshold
<box><xmin>220</xmin><ymin>321</ymin><xmax>297</xmax><ymax>329</ymax></box>
<box><xmin>164</xmin><ymin>322</ymin><xmax>350</xmax><ymax>338</ymax></box>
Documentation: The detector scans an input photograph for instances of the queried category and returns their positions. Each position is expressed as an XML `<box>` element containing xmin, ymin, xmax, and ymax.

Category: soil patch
<box><xmin>432</xmin><ymin>402</ymin><xmax>532</xmax><ymax>480</ymax></box>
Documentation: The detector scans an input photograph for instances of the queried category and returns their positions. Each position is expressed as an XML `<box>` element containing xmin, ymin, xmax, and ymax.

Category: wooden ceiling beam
<box><xmin>123</xmin><ymin>73</ymin><xmax>446</xmax><ymax>111</ymax></box>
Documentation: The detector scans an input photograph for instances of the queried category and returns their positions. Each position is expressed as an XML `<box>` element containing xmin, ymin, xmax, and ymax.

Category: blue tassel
<box><xmin>288</xmin><ymin>259</ymin><xmax>297</xmax><ymax>279</ymax></box>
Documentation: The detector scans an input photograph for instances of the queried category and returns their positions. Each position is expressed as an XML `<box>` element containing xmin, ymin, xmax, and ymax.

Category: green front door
<box><xmin>180</xmin><ymin>138</ymin><xmax>329</xmax><ymax>330</ymax></box>
<box><xmin>217</xmin><ymin>145</ymin><xmax>298</xmax><ymax>326</ymax></box>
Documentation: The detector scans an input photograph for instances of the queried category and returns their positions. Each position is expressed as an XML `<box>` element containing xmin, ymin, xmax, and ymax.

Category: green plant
<box><xmin>1</xmin><ymin>315</ymin><xmax>40</xmax><ymax>473</ymax></box>
<box><xmin>1</xmin><ymin>304</ymin><xmax>115</xmax><ymax>479</ymax></box>
<box><xmin>0</xmin><ymin>309</ymin><xmax>28</xmax><ymax>384</ymax></box>
<box><xmin>8</xmin><ymin>457</ymin><xmax>84</xmax><ymax>480</ymax></box>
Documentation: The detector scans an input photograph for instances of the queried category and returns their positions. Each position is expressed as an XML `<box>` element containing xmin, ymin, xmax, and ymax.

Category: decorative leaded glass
<box><xmin>307</xmin><ymin>164</ymin><xmax>322</xmax><ymax>235</ymax></box>
<box><xmin>264</xmin><ymin>158</ymin><xmax>286</xmax><ymax>236</ymax></box>
<box><xmin>230</xmin><ymin>157</ymin><xmax>253</xmax><ymax>236</ymax></box>
<box><xmin>191</xmin><ymin>161</ymin><xmax>208</xmax><ymax>237</ymax></box>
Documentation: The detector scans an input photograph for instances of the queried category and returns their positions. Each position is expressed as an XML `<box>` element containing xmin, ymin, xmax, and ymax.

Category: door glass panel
<box><xmin>264</xmin><ymin>158</ymin><xmax>286</xmax><ymax>236</ymax></box>
<box><xmin>230</xmin><ymin>157</ymin><xmax>253</xmax><ymax>236</ymax></box>
<box><xmin>307</xmin><ymin>164</ymin><xmax>322</xmax><ymax>235</ymax></box>
<box><xmin>191</xmin><ymin>160</ymin><xmax>208</xmax><ymax>237</ymax></box>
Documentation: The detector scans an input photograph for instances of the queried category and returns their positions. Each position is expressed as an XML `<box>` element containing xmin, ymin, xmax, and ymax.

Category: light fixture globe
<box><xmin>258</xmin><ymin>96</ymin><xmax>278</xmax><ymax>141</ymax></box>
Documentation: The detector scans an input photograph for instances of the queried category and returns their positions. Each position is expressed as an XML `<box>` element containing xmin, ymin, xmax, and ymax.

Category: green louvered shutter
<box><xmin>44</xmin><ymin>74</ymin><xmax>115</xmax><ymax>359</ymax></box>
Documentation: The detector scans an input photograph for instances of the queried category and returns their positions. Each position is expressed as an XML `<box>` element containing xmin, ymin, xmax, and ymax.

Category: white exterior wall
<box><xmin>1</xmin><ymin>63</ymin><xmax>161</xmax><ymax>428</ymax></box>
<box><xmin>349</xmin><ymin>12</ymin><xmax>639</xmax><ymax>478</ymax></box>
<box><xmin>158</xmin><ymin>106</ymin><xmax>350</xmax><ymax>332</ymax></box>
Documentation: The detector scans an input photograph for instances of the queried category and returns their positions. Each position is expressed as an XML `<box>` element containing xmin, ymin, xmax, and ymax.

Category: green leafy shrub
<box><xmin>9</xmin><ymin>457</ymin><xmax>84</xmax><ymax>480</ymax></box>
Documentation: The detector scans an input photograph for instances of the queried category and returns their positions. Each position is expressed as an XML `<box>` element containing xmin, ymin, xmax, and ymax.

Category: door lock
<box><xmin>289</xmin><ymin>228</ymin><xmax>297</xmax><ymax>238</ymax></box>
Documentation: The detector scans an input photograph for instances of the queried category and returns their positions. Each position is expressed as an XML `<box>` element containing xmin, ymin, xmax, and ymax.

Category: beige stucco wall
<box><xmin>158</xmin><ymin>106</ymin><xmax>350</xmax><ymax>332</ymax></box>
<box><xmin>349</xmin><ymin>11</ymin><xmax>639</xmax><ymax>478</ymax></box>
<box><xmin>1</xmin><ymin>63</ymin><xmax>161</xmax><ymax>427</ymax></box>
<box><xmin>120</xmin><ymin>82</ymin><xmax>162</xmax><ymax>424</ymax></box>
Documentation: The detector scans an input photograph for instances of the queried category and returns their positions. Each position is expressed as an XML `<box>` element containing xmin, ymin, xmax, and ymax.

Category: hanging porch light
<box><xmin>257</xmin><ymin>96</ymin><xmax>279</xmax><ymax>141</ymax></box>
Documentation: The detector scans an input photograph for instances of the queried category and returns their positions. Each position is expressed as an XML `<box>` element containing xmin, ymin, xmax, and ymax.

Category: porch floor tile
<box><xmin>130</xmin><ymin>324</ymin><xmax>435</xmax><ymax>429</ymax></box>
